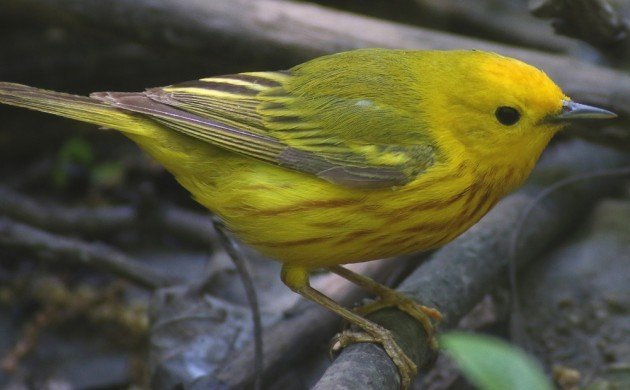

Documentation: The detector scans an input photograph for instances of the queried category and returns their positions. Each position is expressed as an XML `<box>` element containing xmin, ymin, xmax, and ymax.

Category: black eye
<box><xmin>495</xmin><ymin>106</ymin><xmax>520</xmax><ymax>126</ymax></box>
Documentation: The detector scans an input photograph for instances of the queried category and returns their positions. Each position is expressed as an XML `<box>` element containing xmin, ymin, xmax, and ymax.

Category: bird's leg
<box><xmin>281</xmin><ymin>264</ymin><xmax>417</xmax><ymax>389</ymax></box>
<box><xmin>328</xmin><ymin>265</ymin><xmax>441</xmax><ymax>350</ymax></box>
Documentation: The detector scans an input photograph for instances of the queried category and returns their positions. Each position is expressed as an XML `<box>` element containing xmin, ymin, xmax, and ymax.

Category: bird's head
<box><xmin>420</xmin><ymin>50</ymin><xmax>616</xmax><ymax>169</ymax></box>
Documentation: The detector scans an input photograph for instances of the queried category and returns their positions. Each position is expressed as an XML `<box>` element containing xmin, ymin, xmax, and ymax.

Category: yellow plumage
<box><xmin>0</xmin><ymin>48</ymin><xmax>615</xmax><ymax>387</ymax></box>
<box><xmin>126</xmin><ymin>50</ymin><xmax>566</xmax><ymax>268</ymax></box>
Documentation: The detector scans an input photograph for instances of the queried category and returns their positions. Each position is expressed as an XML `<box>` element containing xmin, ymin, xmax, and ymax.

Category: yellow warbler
<box><xmin>0</xmin><ymin>48</ymin><xmax>615</xmax><ymax>387</ymax></box>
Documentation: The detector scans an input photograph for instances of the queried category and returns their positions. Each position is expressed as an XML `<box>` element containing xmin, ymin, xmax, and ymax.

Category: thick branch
<box><xmin>313</xmin><ymin>141</ymin><xmax>630</xmax><ymax>389</ymax></box>
<box><xmin>0</xmin><ymin>216</ymin><xmax>177</xmax><ymax>289</ymax></box>
<box><xmin>530</xmin><ymin>0</ymin><xmax>627</xmax><ymax>47</ymax></box>
<box><xmin>413</xmin><ymin>0</ymin><xmax>579</xmax><ymax>53</ymax></box>
<box><xmin>192</xmin><ymin>257</ymin><xmax>425</xmax><ymax>389</ymax></box>
<box><xmin>5</xmin><ymin>0</ymin><xmax>630</xmax><ymax>138</ymax></box>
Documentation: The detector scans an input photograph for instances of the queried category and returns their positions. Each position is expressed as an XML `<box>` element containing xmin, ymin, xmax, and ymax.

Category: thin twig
<box><xmin>0</xmin><ymin>185</ymin><xmax>217</xmax><ymax>245</ymax></box>
<box><xmin>210</xmin><ymin>218</ymin><xmax>263</xmax><ymax>390</ymax></box>
<box><xmin>0</xmin><ymin>216</ymin><xmax>177</xmax><ymax>289</ymax></box>
<box><xmin>0</xmin><ymin>306</ymin><xmax>57</xmax><ymax>373</ymax></box>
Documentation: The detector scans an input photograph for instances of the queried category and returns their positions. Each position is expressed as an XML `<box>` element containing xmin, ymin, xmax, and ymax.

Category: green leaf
<box><xmin>57</xmin><ymin>137</ymin><xmax>94</xmax><ymax>165</ymax></box>
<box><xmin>52</xmin><ymin>137</ymin><xmax>94</xmax><ymax>188</ymax></box>
<box><xmin>441</xmin><ymin>332</ymin><xmax>553</xmax><ymax>390</ymax></box>
<box><xmin>91</xmin><ymin>161</ymin><xmax>125</xmax><ymax>188</ymax></box>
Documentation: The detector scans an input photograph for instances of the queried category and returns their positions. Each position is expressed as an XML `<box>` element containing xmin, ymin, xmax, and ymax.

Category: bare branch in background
<box><xmin>5</xmin><ymin>0</ymin><xmax>630</xmax><ymax>148</ymax></box>
<box><xmin>0</xmin><ymin>185</ymin><xmax>217</xmax><ymax>246</ymax></box>
<box><xmin>413</xmin><ymin>0</ymin><xmax>580</xmax><ymax>53</ymax></box>
<box><xmin>0</xmin><ymin>216</ymin><xmax>178</xmax><ymax>289</ymax></box>
<box><xmin>530</xmin><ymin>0</ymin><xmax>627</xmax><ymax>47</ymax></box>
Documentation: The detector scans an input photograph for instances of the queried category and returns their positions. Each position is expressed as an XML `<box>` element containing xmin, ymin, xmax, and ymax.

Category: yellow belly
<box><xmin>213</xmin><ymin>169</ymin><xmax>497</xmax><ymax>268</ymax></box>
<box><xmin>128</xmin><ymin>130</ymin><xmax>501</xmax><ymax>270</ymax></box>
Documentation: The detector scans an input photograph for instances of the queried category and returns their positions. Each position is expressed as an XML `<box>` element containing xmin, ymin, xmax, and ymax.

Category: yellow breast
<box><xmin>128</xmin><ymin>123</ymin><xmax>531</xmax><ymax>271</ymax></box>
<box><xmin>199</xmin><ymin>155</ymin><xmax>510</xmax><ymax>269</ymax></box>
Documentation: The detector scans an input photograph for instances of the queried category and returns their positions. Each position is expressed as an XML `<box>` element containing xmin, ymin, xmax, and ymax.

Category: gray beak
<box><xmin>556</xmin><ymin>100</ymin><xmax>617</xmax><ymax>120</ymax></box>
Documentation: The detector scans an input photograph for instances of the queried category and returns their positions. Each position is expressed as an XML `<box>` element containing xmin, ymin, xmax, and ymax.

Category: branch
<box><xmin>191</xmin><ymin>257</ymin><xmax>425</xmax><ymax>389</ymax></box>
<box><xmin>412</xmin><ymin>0</ymin><xmax>579</xmax><ymax>53</ymax></box>
<box><xmin>313</xmin><ymin>140</ymin><xmax>630</xmax><ymax>389</ymax></box>
<box><xmin>0</xmin><ymin>185</ymin><xmax>217</xmax><ymax>246</ymax></box>
<box><xmin>530</xmin><ymin>0</ymin><xmax>627</xmax><ymax>47</ymax></box>
<box><xmin>6</xmin><ymin>0</ymin><xmax>630</xmax><ymax>144</ymax></box>
<box><xmin>0</xmin><ymin>216</ymin><xmax>177</xmax><ymax>289</ymax></box>
<box><xmin>161</xmin><ymin>205</ymin><xmax>217</xmax><ymax>246</ymax></box>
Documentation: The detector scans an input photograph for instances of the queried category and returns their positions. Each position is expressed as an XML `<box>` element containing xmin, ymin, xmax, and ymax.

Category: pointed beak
<box><xmin>555</xmin><ymin>100</ymin><xmax>617</xmax><ymax>120</ymax></box>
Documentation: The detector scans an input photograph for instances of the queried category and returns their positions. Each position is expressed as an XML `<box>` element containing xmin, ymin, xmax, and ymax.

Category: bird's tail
<box><xmin>0</xmin><ymin>82</ymin><xmax>148</xmax><ymax>134</ymax></box>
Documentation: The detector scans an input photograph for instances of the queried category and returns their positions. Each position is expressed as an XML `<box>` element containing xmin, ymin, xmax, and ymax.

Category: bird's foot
<box><xmin>330</xmin><ymin>327</ymin><xmax>417</xmax><ymax>389</ymax></box>
<box><xmin>354</xmin><ymin>291</ymin><xmax>442</xmax><ymax>351</ymax></box>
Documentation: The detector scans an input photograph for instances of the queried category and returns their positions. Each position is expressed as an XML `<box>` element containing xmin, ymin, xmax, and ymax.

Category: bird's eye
<box><xmin>495</xmin><ymin>106</ymin><xmax>520</xmax><ymax>126</ymax></box>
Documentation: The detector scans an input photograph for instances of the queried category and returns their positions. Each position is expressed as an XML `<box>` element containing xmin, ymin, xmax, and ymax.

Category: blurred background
<box><xmin>0</xmin><ymin>1</ymin><xmax>629</xmax><ymax>389</ymax></box>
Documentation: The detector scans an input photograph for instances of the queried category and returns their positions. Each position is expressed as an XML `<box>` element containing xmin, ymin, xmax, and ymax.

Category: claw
<box><xmin>283</xmin><ymin>266</ymin><xmax>426</xmax><ymax>389</ymax></box>
<box><xmin>328</xmin><ymin>265</ymin><xmax>442</xmax><ymax>353</ymax></box>
<box><xmin>355</xmin><ymin>292</ymin><xmax>442</xmax><ymax>351</ymax></box>
<box><xmin>328</xmin><ymin>333</ymin><xmax>343</xmax><ymax>360</ymax></box>
<box><xmin>329</xmin><ymin>328</ymin><xmax>417</xmax><ymax>389</ymax></box>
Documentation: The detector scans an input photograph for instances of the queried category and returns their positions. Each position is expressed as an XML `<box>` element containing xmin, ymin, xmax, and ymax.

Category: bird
<box><xmin>0</xmin><ymin>48</ymin><xmax>616</xmax><ymax>388</ymax></box>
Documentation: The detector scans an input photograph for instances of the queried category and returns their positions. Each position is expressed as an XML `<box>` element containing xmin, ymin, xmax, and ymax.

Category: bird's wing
<box><xmin>92</xmin><ymin>65</ymin><xmax>436</xmax><ymax>189</ymax></box>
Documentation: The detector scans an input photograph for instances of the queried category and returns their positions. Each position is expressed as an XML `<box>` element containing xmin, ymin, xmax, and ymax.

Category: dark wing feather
<box><xmin>92</xmin><ymin>51</ymin><xmax>437</xmax><ymax>188</ymax></box>
<box><xmin>91</xmin><ymin>91</ymin><xmax>284</xmax><ymax>163</ymax></box>
<box><xmin>91</xmin><ymin>89</ymin><xmax>407</xmax><ymax>188</ymax></box>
